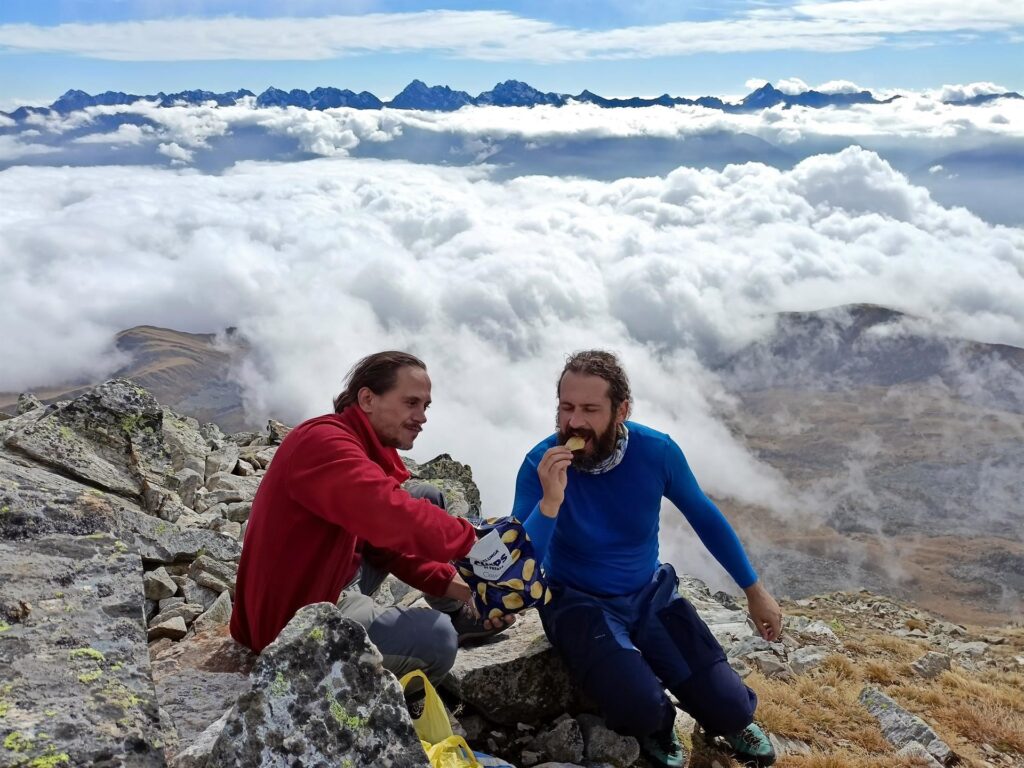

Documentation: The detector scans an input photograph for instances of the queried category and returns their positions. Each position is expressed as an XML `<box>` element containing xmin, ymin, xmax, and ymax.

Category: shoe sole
<box><xmin>457</xmin><ymin>625</ymin><xmax>511</xmax><ymax>646</ymax></box>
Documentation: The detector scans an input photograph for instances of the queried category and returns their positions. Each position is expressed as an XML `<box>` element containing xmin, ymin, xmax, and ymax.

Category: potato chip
<box><xmin>522</xmin><ymin>558</ymin><xmax>535</xmax><ymax>581</ymax></box>
<box><xmin>502</xmin><ymin>593</ymin><xmax>524</xmax><ymax>610</ymax></box>
<box><xmin>565</xmin><ymin>436</ymin><xmax>586</xmax><ymax>451</ymax></box>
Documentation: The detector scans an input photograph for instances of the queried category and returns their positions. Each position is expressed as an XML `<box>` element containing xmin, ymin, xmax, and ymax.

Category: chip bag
<box><xmin>453</xmin><ymin>516</ymin><xmax>552</xmax><ymax>620</ymax></box>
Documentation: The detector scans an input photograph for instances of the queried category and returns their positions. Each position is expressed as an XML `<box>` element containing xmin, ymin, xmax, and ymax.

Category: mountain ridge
<box><xmin>18</xmin><ymin>79</ymin><xmax>1019</xmax><ymax>120</ymax></box>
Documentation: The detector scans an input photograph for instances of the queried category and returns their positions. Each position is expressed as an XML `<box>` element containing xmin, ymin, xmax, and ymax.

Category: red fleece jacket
<box><xmin>230</xmin><ymin>405</ymin><xmax>477</xmax><ymax>653</ymax></box>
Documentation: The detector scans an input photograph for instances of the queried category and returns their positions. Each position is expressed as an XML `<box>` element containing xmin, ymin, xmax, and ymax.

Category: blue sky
<box><xmin>1</xmin><ymin>0</ymin><xmax>1022</xmax><ymax>106</ymax></box>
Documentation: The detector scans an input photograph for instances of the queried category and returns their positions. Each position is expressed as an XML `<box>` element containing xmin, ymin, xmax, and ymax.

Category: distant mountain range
<box><xmin>9</xmin><ymin>79</ymin><xmax>1018</xmax><ymax>120</ymax></box>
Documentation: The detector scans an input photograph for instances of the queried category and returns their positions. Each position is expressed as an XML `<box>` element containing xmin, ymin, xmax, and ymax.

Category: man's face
<box><xmin>359</xmin><ymin>366</ymin><xmax>431</xmax><ymax>450</ymax></box>
<box><xmin>557</xmin><ymin>371</ymin><xmax>628</xmax><ymax>469</ymax></box>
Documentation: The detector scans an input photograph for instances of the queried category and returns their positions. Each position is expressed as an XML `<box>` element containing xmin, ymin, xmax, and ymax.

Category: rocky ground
<box><xmin>0</xmin><ymin>380</ymin><xmax>1021</xmax><ymax>767</ymax></box>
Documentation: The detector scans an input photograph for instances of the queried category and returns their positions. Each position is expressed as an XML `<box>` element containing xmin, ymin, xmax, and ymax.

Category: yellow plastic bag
<box><xmin>398</xmin><ymin>670</ymin><xmax>481</xmax><ymax>768</ymax></box>
<box><xmin>424</xmin><ymin>735</ymin><xmax>481</xmax><ymax>768</ymax></box>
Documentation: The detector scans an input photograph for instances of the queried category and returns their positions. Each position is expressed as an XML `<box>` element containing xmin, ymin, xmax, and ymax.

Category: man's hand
<box><xmin>744</xmin><ymin>581</ymin><xmax>783</xmax><ymax>642</ymax></box>
<box><xmin>444</xmin><ymin>572</ymin><xmax>517</xmax><ymax>630</ymax></box>
<box><xmin>444</xmin><ymin>572</ymin><xmax>473</xmax><ymax>604</ymax></box>
<box><xmin>537</xmin><ymin>445</ymin><xmax>573</xmax><ymax>518</ymax></box>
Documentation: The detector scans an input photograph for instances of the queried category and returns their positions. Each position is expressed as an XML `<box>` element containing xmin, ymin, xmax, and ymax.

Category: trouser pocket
<box><xmin>656</xmin><ymin>595</ymin><xmax>727</xmax><ymax>674</ymax></box>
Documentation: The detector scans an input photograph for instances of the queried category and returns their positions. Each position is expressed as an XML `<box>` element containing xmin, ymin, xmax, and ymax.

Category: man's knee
<box><xmin>420</xmin><ymin>610</ymin><xmax>459</xmax><ymax>680</ymax></box>
<box><xmin>395</xmin><ymin>609</ymin><xmax>458</xmax><ymax>684</ymax></box>
<box><xmin>406</xmin><ymin>481</ymin><xmax>446</xmax><ymax>509</ymax></box>
<box><xmin>369</xmin><ymin>607</ymin><xmax>458</xmax><ymax>686</ymax></box>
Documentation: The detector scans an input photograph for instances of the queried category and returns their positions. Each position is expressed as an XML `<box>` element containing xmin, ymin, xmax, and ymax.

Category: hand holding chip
<box><xmin>538</xmin><ymin>443</ymin><xmax>574</xmax><ymax>518</ymax></box>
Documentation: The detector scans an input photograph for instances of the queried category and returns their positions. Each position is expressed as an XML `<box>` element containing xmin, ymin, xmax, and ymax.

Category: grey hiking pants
<box><xmin>336</xmin><ymin>483</ymin><xmax>461</xmax><ymax>688</ymax></box>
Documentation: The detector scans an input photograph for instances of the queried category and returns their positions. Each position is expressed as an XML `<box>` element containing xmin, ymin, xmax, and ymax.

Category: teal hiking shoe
<box><xmin>718</xmin><ymin>723</ymin><xmax>776</xmax><ymax>766</ymax></box>
<box><xmin>639</xmin><ymin>727</ymin><xmax>686</xmax><ymax>768</ymax></box>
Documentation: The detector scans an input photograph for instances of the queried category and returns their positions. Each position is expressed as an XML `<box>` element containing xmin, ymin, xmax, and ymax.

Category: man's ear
<box><xmin>356</xmin><ymin>386</ymin><xmax>375</xmax><ymax>413</ymax></box>
<box><xmin>614</xmin><ymin>399</ymin><xmax>630</xmax><ymax>425</ymax></box>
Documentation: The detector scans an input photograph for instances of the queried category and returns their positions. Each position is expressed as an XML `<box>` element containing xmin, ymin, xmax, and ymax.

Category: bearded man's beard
<box><xmin>558</xmin><ymin>419</ymin><xmax>620</xmax><ymax>471</ymax></box>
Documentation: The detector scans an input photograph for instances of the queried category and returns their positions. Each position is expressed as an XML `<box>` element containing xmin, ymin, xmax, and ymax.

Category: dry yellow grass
<box><xmin>675</xmin><ymin>596</ymin><xmax>1024</xmax><ymax>768</ymax></box>
<box><xmin>720</xmin><ymin>626</ymin><xmax>1024</xmax><ymax>768</ymax></box>
<box><xmin>784</xmin><ymin>753</ymin><xmax>936</xmax><ymax>767</ymax></box>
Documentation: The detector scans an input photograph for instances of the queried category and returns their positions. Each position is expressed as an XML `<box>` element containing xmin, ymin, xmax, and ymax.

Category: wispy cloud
<box><xmin>0</xmin><ymin>1</ymin><xmax>1021</xmax><ymax>62</ymax></box>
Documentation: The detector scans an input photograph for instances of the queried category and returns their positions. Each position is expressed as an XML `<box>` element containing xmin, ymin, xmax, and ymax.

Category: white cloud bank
<box><xmin>6</xmin><ymin>87</ymin><xmax>1023</xmax><ymax>164</ymax></box>
<box><xmin>1</xmin><ymin>148</ymin><xmax>1022</xmax><ymax>525</ymax></box>
<box><xmin>0</xmin><ymin>1</ymin><xmax>1022</xmax><ymax>62</ymax></box>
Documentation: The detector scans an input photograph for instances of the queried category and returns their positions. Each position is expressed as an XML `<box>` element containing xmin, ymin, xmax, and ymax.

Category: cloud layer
<box><xmin>2</xmin><ymin>146</ymin><xmax>1022</xmax><ymax>540</ymax></box>
<box><xmin>5</xmin><ymin>89</ymin><xmax>1023</xmax><ymax>225</ymax></box>
<box><xmin>1</xmin><ymin>2</ymin><xmax>1022</xmax><ymax>62</ymax></box>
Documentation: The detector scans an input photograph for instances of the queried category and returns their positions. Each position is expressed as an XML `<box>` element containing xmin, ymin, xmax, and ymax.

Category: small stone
<box><xmin>911</xmin><ymin>652</ymin><xmax>951</xmax><ymax>680</ymax></box>
<box><xmin>235</xmin><ymin>459</ymin><xmax>256</xmax><ymax>476</ymax></box>
<box><xmin>16</xmin><ymin>393</ymin><xmax>43</xmax><ymax>414</ymax></box>
<box><xmin>949</xmin><ymin>641</ymin><xmax>987</xmax><ymax>657</ymax></box>
<box><xmin>211</xmin><ymin>519</ymin><xmax>242</xmax><ymax>540</ymax></box>
<box><xmin>536</xmin><ymin>717</ymin><xmax>584</xmax><ymax>763</ymax></box>
<box><xmin>193</xmin><ymin>591</ymin><xmax>232</xmax><ymax>633</ymax></box>
<box><xmin>148</xmin><ymin>616</ymin><xmax>188</xmax><ymax>641</ymax></box>
<box><xmin>460</xmin><ymin>714</ymin><xmax>488</xmax><ymax>742</ymax></box>
<box><xmin>144</xmin><ymin>567</ymin><xmax>178</xmax><ymax>600</ymax></box>
<box><xmin>790</xmin><ymin>646</ymin><xmax>829</xmax><ymax>676</ymax></box>
<box><xmin>181</xmin><ymin>577</ymin><xmax>219</xmax><ymax>610</ymax></box>
<box><xmin>770</xmin><ymin>733</ymin><xmax>812</xmax><ymax>756</ymax></box>
<box><xmin>189</xmin><ymin>555</ymin><xmax>237</xmax><ymax>597</ymax></box>
<box><xmin>205</xmin><ymin>446</ymin><xmax>240</xmax><ymax>482</ymax></box>
<box><xmin>748</xmin><ymin>651</ymin><xmax>794</xmax><ymax>678</ymax></box>
<box><xmin>159</xmin><ymin>596</ymin><xmax>186</xmax><ymax>611</ymax></box>
<box><xmin>578</xmin><ymin>714</ymin><xmax>640</xmax><ymax>767</ymax></box>
<box><xmin>267</xmin><ymin>419</ymin><xmax>292</xmax><ymax>444</ymax></box>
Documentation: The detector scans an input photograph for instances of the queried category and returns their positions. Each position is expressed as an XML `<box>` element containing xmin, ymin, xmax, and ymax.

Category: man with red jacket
<box><xmin>231</xmin><ymin>350</ymin><xmax>510</xmax><ymax>685</ymax></box>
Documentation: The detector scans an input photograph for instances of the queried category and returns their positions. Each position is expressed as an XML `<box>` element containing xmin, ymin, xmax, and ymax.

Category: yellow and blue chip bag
<box><xmin>453</xmin><ymin>516</ymin><xmax>552</xmax><ymax>619</ymax></box>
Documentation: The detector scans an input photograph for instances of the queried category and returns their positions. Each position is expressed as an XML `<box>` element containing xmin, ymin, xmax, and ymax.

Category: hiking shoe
<box><xmin>404</xmin><ymin>693</ymin><xmax>426</xmax><ymax>720</ymax></box>
<box><xmin>639</xmin><ymin>727</ymin><xmax>686</xmax><ymax>768</ymax></box>
<box><xmin>719</xmin><ymin>723</ymin><xmax>776</xmax><ymax>766</ymax></box>
<box><xmin>448</xmin><ymin>604</ymin><xmax>512</xmax><ymax>646</ymax></box>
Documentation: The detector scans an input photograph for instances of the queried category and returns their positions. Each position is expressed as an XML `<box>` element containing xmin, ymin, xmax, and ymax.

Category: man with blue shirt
<box><xmin>513</xmin><ymin>350</ymin><xmax>781</xmax><ymax>768</ymax></box>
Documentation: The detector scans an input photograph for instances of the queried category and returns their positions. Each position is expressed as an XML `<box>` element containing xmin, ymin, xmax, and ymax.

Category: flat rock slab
<box><xmin>860</xmin><ymin>686</ymin><xmax>958</xmax><ymax>765</ymax></box>
<box><xmin>2</xmin><ymin>380</ymin><xmax>168</xmax><ymax>497</ymax></box>
<box><xmin>443</xmin><ymin>611</ymin><xmax>578</xmax><ymax>724</ymax></box>
<box><xmin>0</xmin><ymin>533</ymin><xmax>166</xmax><ymax>767</ymax></box>
<box><xmin>0</xmin><ymin>455</ymin><xmax>143</xmax><ymax>541</ymax></box>
<box><xmin>0</xmin><ymin>455</ymin><xmax>239</xmax><ymax>565</ymax></box>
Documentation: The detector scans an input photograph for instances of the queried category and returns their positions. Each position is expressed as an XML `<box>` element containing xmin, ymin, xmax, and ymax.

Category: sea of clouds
<box><xmin>2</xmin><ymin>86</ymin><xmax>1023</xmax><ymax>595</ymax></box>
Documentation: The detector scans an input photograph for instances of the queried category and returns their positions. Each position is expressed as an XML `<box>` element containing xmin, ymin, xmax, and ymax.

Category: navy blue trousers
<box><xmin>539</xmin><ymin>563</ymin><xmax>757</xmax><ymax>739</ymax></box>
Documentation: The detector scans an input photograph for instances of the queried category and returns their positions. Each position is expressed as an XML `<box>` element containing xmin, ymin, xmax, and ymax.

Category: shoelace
<box><xmin>734</xmin><ymin>725</ymin><xmax>767</xmax><ymax>752</ymax></box>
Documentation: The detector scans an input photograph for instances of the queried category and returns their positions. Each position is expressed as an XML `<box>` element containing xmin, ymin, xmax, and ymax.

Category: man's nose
<box><xmin>413</xmin><ymin>408</ymin><xmax>427</xmax><ymax>424</ymax></box>
<box><xmin>567</xmin><ymin>413</ymin><xmax>586</xmax><ymax>429</ymax></box>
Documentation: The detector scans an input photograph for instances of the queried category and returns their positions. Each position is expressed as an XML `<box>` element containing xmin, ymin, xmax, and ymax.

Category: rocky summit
<box><xmin>0</xmin><ymin>380</ymin><xmax>1021</xmax><ymax>767</ymax></box>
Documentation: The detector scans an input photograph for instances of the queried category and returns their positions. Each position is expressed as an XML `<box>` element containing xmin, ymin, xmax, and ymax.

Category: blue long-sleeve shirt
<box><xmin>514</xmin><ymin>421</ymin><xmax>758</xmax><ymax>596</ymax></box>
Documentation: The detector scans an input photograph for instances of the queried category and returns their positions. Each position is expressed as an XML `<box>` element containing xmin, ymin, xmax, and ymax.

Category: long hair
<box><xmin>333</xmin><ymin>351</ymin><xmax>426</xmax><ymax>413</ymax></box>
<box><xmin>558</xmin><ymin>350</ymin><xmax>632</xmax><ymax>417</ymax></box>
